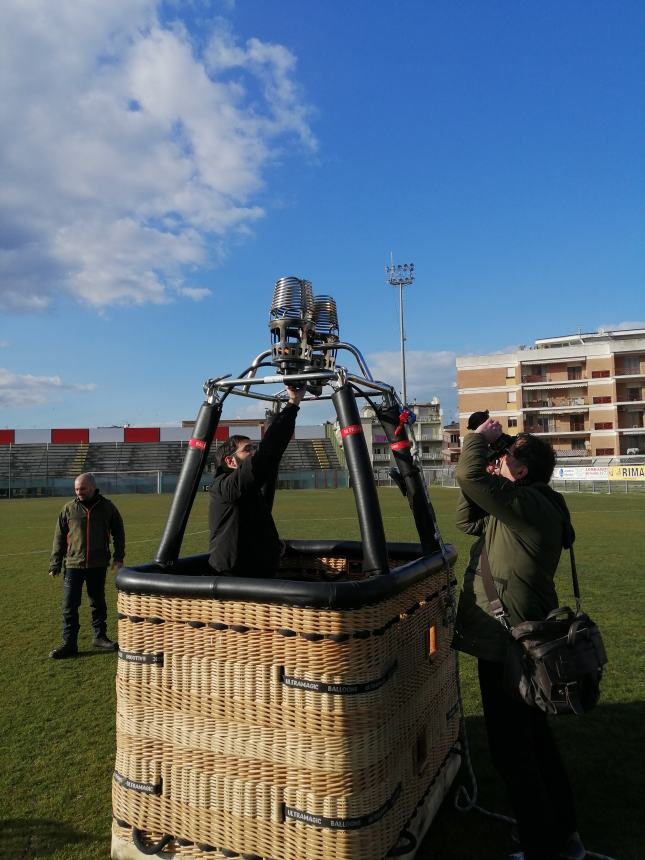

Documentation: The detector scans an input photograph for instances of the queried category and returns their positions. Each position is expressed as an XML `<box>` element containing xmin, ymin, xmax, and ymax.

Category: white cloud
<box><xmin>176</xmin><ymin>286</ymin><xmax>211</xmax><ymax>301</ymax></box>
<box><xmin>0</xmin><ymin>368</ymin><xmax>96</xmax><ymax>407</ymax></box>
<box><xmin>367</xmin><ymin>350</ymin><xmax>458</xmax><ymax>417</ymax></box>
<box><xmin>597</xmin><ymin>321</ymin><xmax>645</xmax><ymax>332</ymax></box>
<box><xmin>0</xmin><ymin>1</ymin><xmax>314</xmax><ymax>311</ymax></box>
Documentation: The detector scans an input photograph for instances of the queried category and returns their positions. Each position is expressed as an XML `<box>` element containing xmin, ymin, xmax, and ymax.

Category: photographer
<box><xmin>453</xmin><ymin>417</ymin><xmax>583</xmax><ymax>860</ymax></box>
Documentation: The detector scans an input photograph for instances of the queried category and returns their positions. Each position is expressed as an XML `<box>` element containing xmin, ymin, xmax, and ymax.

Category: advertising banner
<box><xmin>608</xmin><ymin>465</ymin><xmax>645</xmax><ymax>481</ymax></box>
<box><xmin>553</xmin><ymin>465</ymin><xmax>645</xmax><ymax>481</ymax></box>
<box><xmin>553</xmin><ymin>466</ymin><xmax>609</xmax><ymax>481</ymax></box>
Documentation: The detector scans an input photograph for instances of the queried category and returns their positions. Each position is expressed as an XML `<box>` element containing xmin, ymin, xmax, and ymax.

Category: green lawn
<box><xmin>0</xmin><ymin>488</ymin><xmax>642</xmax><ymax>859</ymax></box>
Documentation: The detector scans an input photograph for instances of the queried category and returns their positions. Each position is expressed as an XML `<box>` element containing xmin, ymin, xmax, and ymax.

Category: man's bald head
<box><xmin>74</xmin><ymin>473</ymin><xmax>97</xmax><ymax>502</ymax></box>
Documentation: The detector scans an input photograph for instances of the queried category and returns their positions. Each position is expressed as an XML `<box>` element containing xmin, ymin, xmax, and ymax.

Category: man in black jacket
<box><xmin>208</xmin><ymin>385</ymin><xmax>304</xmax><ymax>576</ymax></box>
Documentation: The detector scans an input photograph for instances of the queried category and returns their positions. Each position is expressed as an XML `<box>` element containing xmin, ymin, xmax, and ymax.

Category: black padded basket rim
<box><xmin>115</xmin><ymin>540</ymin><xmax>457</xmax><ymax>610</ymax></box>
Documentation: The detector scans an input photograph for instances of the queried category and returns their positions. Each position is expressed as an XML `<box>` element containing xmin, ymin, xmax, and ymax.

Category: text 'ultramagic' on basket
<box><xmin>111</xmin><ymin>277</ymin><xmax>460</xmax><ymax>860</ymax></box>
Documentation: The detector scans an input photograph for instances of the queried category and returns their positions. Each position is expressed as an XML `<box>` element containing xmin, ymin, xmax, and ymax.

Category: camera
<box><xmin>467</xmin><ymin>409</ymin><xmax>516</xmax><ymax>461</ymax></box>
<box><xmin>487</xmin><ymin>432</ymin><xmax>516</xmax><ymax>461</ymax></box>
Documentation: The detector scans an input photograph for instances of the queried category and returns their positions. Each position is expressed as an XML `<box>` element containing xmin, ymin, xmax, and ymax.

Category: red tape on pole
<box><xmin>189</xmin><ymin>438</ymin><xmax>207</xmax><ymax>450</ymax></box>
<box><xmin>390</xmin><ymin>440</ymin><xmax>411</xmax><ymax>450</ymax></box>
<box><xmin>340</xmin><ymin>424</ymin><xmax>363</xmax><ymax>439</ymax></box>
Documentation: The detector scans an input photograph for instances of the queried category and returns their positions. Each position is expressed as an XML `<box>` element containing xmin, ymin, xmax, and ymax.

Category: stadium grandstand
<box><xmin>0</xmin><ymin>422</ymin><xmax>344</xmax><ymax>498</ymax></box>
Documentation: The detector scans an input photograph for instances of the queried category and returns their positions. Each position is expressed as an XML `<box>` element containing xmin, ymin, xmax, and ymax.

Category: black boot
<box><xmin>92</xmin><ymin>636</ymin><xmax>117</xmax><ymax>651</ymax></box>
<box><xmin>49</xmin><ymin>642</ymin><xmax>78</xmax><ymax>659</ymax></box>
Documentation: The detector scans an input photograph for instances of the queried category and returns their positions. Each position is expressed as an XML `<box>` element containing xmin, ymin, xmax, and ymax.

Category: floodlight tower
<box><xmin>385</xmin><ymin>258</ymin><xmax>415</xmax><ymax>405</ymax></box>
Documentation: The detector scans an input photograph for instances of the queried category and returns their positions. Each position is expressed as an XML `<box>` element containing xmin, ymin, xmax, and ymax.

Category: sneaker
<box><xmin>91</xmin><ymin>636</ymin><xmax>118</xmax><ymax>651</ymax></box>
<box><xmin>559</xmin><ymin>832</ymin><xmax>585</xmax><ymax>860</ymax></box>
<box><xmin>49</xmin><ymin>643</ymin><xmax>78</xmax><ymax>659</ymax></box>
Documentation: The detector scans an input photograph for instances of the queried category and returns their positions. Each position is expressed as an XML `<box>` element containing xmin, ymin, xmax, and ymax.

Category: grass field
<box><xmin>1</xmin><ymin>487</ymin><xmax>643</xmax><ymax>860</ymax></box>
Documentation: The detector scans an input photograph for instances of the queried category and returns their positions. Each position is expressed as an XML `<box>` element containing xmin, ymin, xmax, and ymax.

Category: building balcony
<box><xmin>524</xmin><ymin>427</ymin><xmax>589</xmax><ymax>436</ymax></box>
<box><xmin>521</xmin><ymin>375</ymin><xmax>587</xmax><ymax>386</ymax></box>
<box><xmin>616</xmin><ymin>395</ymin><xmax>643</xmax><ymax>405</ymax></box>
<box><xmin>614</xmin><ymin>369</ymin><xmax>645</xmax><ymax>379</ymax></box>
<box><xmin>523</xmin><ymin>396</ymin><xmax>588</xmax><ymax>410</ymax></box>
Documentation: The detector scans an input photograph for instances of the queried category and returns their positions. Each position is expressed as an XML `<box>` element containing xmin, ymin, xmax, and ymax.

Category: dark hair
<box><xmin>512</xmin><ymin>433</ymin><xmax>556</xmax><ymax>485</ymax></box>
<box><xmin>216</xmin><ymin>435</ymin><xmax>251</xmax><ymax>468</ymax></box>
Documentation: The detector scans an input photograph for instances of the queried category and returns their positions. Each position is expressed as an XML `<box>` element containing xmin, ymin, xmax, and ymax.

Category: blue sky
<box><xmin>1</xmin><ymin>0</ymin><xmax>643</xmax><ymax>428</ymax></box>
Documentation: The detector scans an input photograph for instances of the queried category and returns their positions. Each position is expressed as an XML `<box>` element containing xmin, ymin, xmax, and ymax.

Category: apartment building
<box><xmin>442</xmin><ymin>422</ymin><xmax>461</xmax><ymax>465</ymax></box>
<box><xmin>358</xmin><ymin>400</ymin><xmax>443</xmax><ymax>475</ymax></box>
<box><xmin>457</xmin><ymin>328</ymin><xmax>645</xmax><ymax>459</ymax></box>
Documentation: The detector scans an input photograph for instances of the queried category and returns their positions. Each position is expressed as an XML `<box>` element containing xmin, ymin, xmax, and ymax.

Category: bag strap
<box><xmin>569</xmin><ymin>545</ymin><xmax>581</xmax><ymax>613</ymax></box>
<box><xmin>480</xmin><ymin>543</ymin><xmax>582</xmax><ymax>629</ymax></box>
<box><xmin>478</xmin><ymin>545</ymin><xmax>511</xmax><ymax>631</ymax></box>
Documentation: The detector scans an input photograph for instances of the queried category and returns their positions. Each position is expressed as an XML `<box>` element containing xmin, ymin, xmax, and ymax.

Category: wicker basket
<box><xmin>112</xmin><ymin>544</ymin><xmax>459</xmax><ymax>860</ymax></box>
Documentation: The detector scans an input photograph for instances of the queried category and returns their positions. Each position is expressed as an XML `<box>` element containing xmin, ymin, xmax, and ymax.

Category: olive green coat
<box><xmin>452</xmin><ymin>433</ymin><xmax>572</xmax><ymax>662</ymax></box>
<box><xmin>49</xmin><ymin>492</ymin><xmax>125</xmax><ymax>572</ymax></box>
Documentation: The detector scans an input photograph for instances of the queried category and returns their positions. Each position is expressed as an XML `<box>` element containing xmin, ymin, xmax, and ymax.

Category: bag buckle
<box><xmin>493</xmin><ymin>605</ymin><xmax>511</xmax><ymax>632</ymax></box>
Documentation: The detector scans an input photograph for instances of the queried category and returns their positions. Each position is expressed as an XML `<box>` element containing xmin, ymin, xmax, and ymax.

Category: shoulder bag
<box><xmin>480</xmin><ymin>545</ymin><xmax>607</xmax><ymax>716</ymax></box>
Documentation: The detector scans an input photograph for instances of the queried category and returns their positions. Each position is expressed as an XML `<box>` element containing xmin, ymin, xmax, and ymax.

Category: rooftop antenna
<box><xmin>385</xmin><ymin>254</ymin><xmax>415</xmax><ymax>405</ymax></box>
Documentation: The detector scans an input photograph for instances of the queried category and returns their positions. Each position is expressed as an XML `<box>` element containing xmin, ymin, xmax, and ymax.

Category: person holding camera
<box><xmin>453</xmin><ymin>417</ymin><xmax>583</xmax><ymax>860</ymax></box>
<box><xmin>208</xmin><ymin>384</ymin><xmax>305</xmax><ymax>576</ymax></box>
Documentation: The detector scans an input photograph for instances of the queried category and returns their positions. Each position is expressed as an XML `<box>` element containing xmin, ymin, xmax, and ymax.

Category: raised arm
<box><xmin>456</xmin><ymin>431</ymin><xmax>526</xmax><ymax>530</ymax></box>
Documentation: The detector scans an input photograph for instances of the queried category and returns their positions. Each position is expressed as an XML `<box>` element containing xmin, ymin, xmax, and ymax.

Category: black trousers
<box><xmin>62</xmin><ymin>567</ymin><xmax>108</xmax><ymax>644</ymax></box>
<box><xmin>478</xmin><ymin>658</ymin><xmax>577</xmax><ymax>860</ymax></box>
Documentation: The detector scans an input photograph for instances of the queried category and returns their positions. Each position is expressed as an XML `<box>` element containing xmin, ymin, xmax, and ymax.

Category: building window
<box><xmin>568</xmin><ymin>366</ymin><xmax>582</xmax><ymax>380</ymax></box>
<box><xmin>592</xmin><ymin>396</ymin><xmax>611</xmax><ymax>404</ymax></box>
<box><xmin>594</xmin><ymin>422</ymin><xmax>613</xmax><ymax>430</ymax></box>
<box><xmin>507</xmin><ymin>391</ymin><xmax>516</xmax><ymax>403</ymax></box>
<box><xmin>621</xmin><ymin>356</ymin><xmax>640</xmax><ymax>375</ymax></box>
<box><xmin>596</xmin><ymin>448</ymin><xmax>614</xmax><ymax>456</ymax></box>
<box><xmin>506</xmin><ymin>367</ymin><xmax>515</xmax><ymax>378</ymax></box>
<box><xmin>591</xmin><ymin>370</ymin><xmax>610</xmax><ymax>378</ymax></box>
<box><xmin>450</xmin><ymin>433</ymin><xmax>459</xmax><ymax>444</ymax></box>
<box><xmin>508</xmin><ymin>418</ymin><xmax>518</xmax><ymax>428</ymax></box>
<box><xmin>570</xmin><ymin>416</ymin><xmax>584</xmax><ymax>432</ymax></box>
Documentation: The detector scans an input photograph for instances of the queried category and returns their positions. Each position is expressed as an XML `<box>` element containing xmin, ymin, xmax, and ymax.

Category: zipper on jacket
<box><xmin>85</xmin><ymin>506</ymin><xmax>91</xmax><ymax>567</ymax></box>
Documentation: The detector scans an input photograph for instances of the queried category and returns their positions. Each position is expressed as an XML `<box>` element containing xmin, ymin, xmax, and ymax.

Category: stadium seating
<box><xmin>0</xmin><ymin>438</ymin><xmax>341</xmax><ymax>481</ymax></box>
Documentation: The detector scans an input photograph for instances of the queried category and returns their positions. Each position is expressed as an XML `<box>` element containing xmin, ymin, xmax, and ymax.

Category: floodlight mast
<box><xmin>385</xmin><ymin>259</ymin><xmax>415</xmax><ymax>405</ymax></box>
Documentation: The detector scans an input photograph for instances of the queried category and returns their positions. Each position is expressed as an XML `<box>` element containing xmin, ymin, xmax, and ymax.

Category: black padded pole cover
<box><xmin>155</xmin><ymin>400</ymin><xmax>222</xmax><ymax>565</ymax></box>
<box><xmin>376</xmin><ymin>403</ymin><xmax>439</xmax><ymax>555</ymax></box>
<box><xmin>332</xmin><ymin>384</ymin><xmax>389</xmax><ymax>576</ymax></box>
